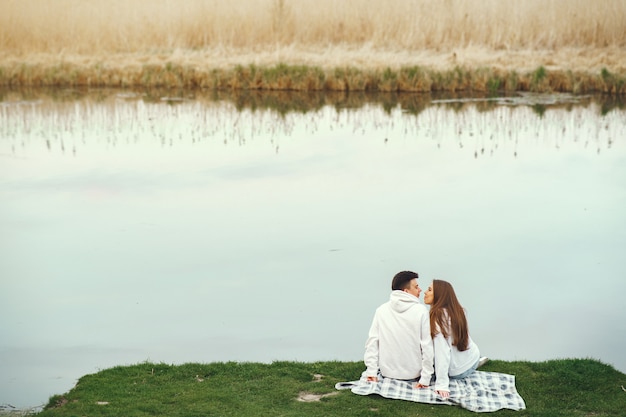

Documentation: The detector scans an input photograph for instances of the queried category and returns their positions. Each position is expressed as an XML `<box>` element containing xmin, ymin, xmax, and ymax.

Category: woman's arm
<box><xmin>433</xmin><ymin>330</ymin><xmax>451</xmax><ymax>392</ymax></box>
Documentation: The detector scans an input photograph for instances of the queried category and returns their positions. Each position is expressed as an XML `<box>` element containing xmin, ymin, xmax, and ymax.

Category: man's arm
<box><xmin>364</xmin><ymin>313</ymin><xmax>380</xmax><ymax>381</ymax></box>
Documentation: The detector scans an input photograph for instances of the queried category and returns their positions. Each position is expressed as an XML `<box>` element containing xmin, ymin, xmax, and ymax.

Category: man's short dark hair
<box><xmin>391</xmin><ymin>270</ymin><xmax>419</xmax><ymax>290</ymax></box>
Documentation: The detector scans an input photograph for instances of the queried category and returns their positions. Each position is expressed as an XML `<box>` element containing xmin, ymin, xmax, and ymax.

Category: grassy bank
<box><xmin>1</xmin><ymin>63</ymin><xmax>625</xmax><ymax>94</ymax></box>
<box><xmin>30</xmin><ymin>359</ymin><xmax>626</xmax><ymax>417</ymax></box>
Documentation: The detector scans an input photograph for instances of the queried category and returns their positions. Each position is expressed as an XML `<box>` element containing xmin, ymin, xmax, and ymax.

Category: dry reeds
<box><xmin>2</xmin><ymin>0</ymin><xmax>624</xmax><ymax>53</ymax></box>
<box><xmin>1</xmin><ymin>0</ymin><xmax>625</xmax><ymax>92</ymax></box>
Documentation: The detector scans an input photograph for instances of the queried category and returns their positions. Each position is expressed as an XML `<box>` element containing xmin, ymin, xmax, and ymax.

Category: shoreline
<box><xmin>0</xmin><ymin>406</ymin><xmax>42</xmax><ymax>416</ymax></box>
<box><xmin>1</xmin><ymin>47</ymin><xmax>625</xmax><ymax>94</ymax></box>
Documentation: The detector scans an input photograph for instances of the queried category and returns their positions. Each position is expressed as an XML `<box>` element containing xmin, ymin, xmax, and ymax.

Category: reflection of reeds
<box><xmin>1</xmin><ymin>89</ymin><xmax>621</xmax><ymax>161</ymax></box>
<box><xmin>1</xmin><ymin>87</ymin><xmax>624</xmax><ymax>118</ymax></box>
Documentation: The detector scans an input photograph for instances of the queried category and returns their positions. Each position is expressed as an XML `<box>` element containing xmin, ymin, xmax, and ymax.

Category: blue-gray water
<box><xmin>1</xmin><ymin>92</ymin><xmax>625</xmax><ymax>408</ymax></box>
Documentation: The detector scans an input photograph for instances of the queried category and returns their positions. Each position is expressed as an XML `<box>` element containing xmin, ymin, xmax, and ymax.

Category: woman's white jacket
<box><xmin>432</xmin><ymin>309</ymin><xmax>480</xmax><ymax>391</ymax></box>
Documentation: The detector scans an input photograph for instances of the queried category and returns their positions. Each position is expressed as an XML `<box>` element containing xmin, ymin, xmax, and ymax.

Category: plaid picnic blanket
<box><xmin>335</xmin><ymin>370</ymin><xmax>526</xmax><ymax>413</ymax></box>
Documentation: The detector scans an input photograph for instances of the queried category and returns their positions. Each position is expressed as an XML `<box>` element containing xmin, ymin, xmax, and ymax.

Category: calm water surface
<box><xmin>1</xmin><ymin>91</ymin><xmax>625</xmax><ymax>408</ymax></box>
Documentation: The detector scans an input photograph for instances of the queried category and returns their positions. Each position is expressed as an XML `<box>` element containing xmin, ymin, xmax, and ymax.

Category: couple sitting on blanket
<box><xmin>364</xmin><ymin>270</ymin><xmax>486</xmax><ymax>399</ymax></box>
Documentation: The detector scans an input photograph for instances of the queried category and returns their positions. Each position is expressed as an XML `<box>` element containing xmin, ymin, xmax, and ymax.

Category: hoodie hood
<box><xmin>389</xmin><ymin>290</ymin><xmax>421</xmax><ymax>313</ymax></box>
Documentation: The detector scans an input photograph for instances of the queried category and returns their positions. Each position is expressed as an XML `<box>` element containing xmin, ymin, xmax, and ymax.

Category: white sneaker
<box><xmin>477</xmin><ymin>357</ymin><xmax>490</xmax><ymax>369</ymax></box>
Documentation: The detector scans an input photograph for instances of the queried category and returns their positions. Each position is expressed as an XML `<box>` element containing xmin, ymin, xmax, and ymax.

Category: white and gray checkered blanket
<box><xmin>335</xmin><ymin>370</ymin><xmax>526</xmax><ymax>413</ymax></box>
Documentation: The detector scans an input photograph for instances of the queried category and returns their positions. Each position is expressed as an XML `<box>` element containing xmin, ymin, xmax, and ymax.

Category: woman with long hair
<box><xmin>423</xmin><ymin>279</ymin><xmax>481</xmax><ymax>398</ymax></box>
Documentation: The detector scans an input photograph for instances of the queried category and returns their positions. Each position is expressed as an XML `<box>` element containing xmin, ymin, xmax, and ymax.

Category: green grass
<box><xmin>32</xmin><ymin>359</ymin><xmax>625</xmax><ymax>417</ymax></box>
<box><xmin>1</xmin><ymin>63</ymin><xmax>625</xmax><ymax>95</ymax></box>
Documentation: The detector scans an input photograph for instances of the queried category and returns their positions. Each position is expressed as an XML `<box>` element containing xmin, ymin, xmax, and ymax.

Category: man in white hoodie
<box><xmin>364</xmin><ymin>270</ymin><xmax>434</xmax><ymax>387</ymax></box>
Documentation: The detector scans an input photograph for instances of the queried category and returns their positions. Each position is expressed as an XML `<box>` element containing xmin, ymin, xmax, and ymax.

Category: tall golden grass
<box><xmin>3</xmin><ymin>0</ymin><xmax>625</xmax><ymax>53</ymax></box>
<box><xmin>1</xmin><ymin>0</ymin><xmax>625</xmax><ymax>91</ymax></box>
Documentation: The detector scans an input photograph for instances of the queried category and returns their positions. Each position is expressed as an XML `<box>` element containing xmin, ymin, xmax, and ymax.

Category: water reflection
<box><xmin>1</xmin><ymin>89</ymin><xmax>621</xmax><ymax>159</ymax></box>
<box><xmin>2</xmin><ymin>86</ymin><xmax>625</xmax><ymax>115</ymax></box>
<box><xmin>0</xmin><ymin>89</ymin><xmax>624</xmax><ymax>408</ymax></box>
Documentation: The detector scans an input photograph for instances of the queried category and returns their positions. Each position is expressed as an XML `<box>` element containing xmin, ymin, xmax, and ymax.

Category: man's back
<box><xmin>365</xmin><ymin>290</ymin><xmax>434</xmax><ymax>382</ymax></box>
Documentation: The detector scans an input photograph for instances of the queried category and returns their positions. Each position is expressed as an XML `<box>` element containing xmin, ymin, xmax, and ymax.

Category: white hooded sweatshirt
<box><xmin>364</xmin><ymin>290</ymin><xmax>434</xmax><ymax>385</ymax></box>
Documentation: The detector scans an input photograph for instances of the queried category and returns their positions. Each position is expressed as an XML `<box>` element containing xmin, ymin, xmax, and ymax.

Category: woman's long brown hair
<box><xmin>429</xmin><ymin>279</ymin><xmax>470</xmax><ymax>351</ymax></box>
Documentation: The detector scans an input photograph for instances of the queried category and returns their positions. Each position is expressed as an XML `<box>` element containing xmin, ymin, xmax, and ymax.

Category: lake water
<box><xmin>1</xmin><ymin>89</ymin><xmax>625</xmax><ymax>409</ymax></box>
